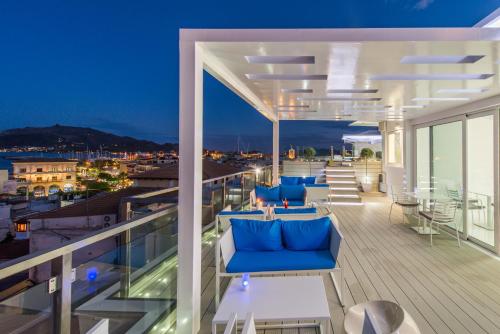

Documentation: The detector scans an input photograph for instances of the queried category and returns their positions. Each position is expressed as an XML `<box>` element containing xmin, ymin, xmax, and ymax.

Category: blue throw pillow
<box><xmin>280</xmin><ymin>176</ymin><xmax>300</xmax><ymax>185</ymax></box>
<box><xmin>299</xmin><ymin>176</ymin><xmax>316</xmax><ymax>185</ymax></box>
<box><xmin>230</xmin><ymin>218</ymin><xmax>283</xmax><ymax>251</ymax></box>
<box><xmin>255</xmin><ymin>185</ymin><xmax>280</xmax><ymax>202</ymax></box>
<box><xmin>282</xmin><ymin>217</ymin><xmax>331</xmax><ymax>251</ymax></box>
<box><xmin>280</xmin><ymin>184</ymin><xmax>305</xmax><ymax>201</ymax></box>
<box><xmin>274</xmin><ymin>207</ymin><xmax>317</xmax><ymax>215</ymax></box>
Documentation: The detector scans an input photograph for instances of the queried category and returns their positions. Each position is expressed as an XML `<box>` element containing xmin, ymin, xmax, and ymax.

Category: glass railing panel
<box><xmin>224</xmin><ymin>176</ymin><xmax>243</xmax><ymax>210</ymax></box>
<box><xmin>69</xmin><ymin>208</ymin><xmax>178</xmax><ymax>333</ymax></box>
<box><xmin>0</xmin><ymin>272</ymin><xmax>56</xmax><ymax>334</ymax></box>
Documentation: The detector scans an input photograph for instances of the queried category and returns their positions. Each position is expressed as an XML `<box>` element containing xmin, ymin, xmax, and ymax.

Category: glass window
<box><xmin>416</xmin><ymin>127</ymin><xmax>431</xmax><ymax>190</ymax></box>
<box><xmin>387</xmin><ymin>131</ymin><xmax>403</xmax><ymax>165</ymax></box>
<box><xmin>467</xmin><ymin>115</ymin><xmax>495</xmax><ymax>246</ymax></box>
<box><xmin>432</xmin><ymin>121</ymin><xmax>463</xmax><ymax>232</ymax></box>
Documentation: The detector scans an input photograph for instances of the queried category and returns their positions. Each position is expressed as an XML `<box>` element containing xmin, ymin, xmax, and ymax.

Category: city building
<box><xmin>12</xmin><ymin>158</ymin><xmax>78</xmax><ymax>197</ymax></box>
<box><xmin>129</xmin><ymin>159</ymin><xmax>243</xmax><ymax>188</ymax></box>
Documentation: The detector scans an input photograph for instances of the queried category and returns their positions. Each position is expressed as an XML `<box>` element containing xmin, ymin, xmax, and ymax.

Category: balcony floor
<box><xmin>200</xmin><ymin>195</ymin><xmax>500</xmax><ymax>334</ymax></box>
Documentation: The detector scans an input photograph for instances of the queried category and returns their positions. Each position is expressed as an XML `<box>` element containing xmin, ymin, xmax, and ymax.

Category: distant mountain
<box><xmin>0</xmin><ymin>125</ymin><xmax>178</xmax><ymax>152</ymax></box>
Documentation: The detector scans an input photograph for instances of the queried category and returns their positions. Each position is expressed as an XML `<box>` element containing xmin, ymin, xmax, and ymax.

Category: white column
<box><xmin>177</xmin><ymin>39</ymin><xmax>203</xmax><ymax>334</ymax></box>
<box><xmin>272</xmin><ymin>120</ymin><xmax>280</xmax><ymax>185</ymax></box>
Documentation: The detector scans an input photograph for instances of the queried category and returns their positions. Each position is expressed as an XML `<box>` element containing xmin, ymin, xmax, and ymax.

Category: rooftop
<box><xmin>27</xmin><ymin>187</ymin><xmax>163</xmax><ymax>220</ymax></box>
<box><xmin>129</xmin><ymin>159</ymin><xmax>245</xmax><ymax>181</ymax></box>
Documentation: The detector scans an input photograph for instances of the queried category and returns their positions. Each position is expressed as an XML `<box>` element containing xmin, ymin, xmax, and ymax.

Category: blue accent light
<box><xmin>87</xmin><ymin>267</ymin><xmax>98</xmax><ymax>281</ymax></box>
<box><xmin>241</xmin><ymin>273</ymin><xmax>250</xmax><ymax>289</ymax></box>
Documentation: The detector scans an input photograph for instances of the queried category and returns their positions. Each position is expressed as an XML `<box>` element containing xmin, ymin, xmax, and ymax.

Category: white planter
<box><xmin>361</xmin><ymin>183</ymin><xmax>372</xmax><ymax>192</ymax></box>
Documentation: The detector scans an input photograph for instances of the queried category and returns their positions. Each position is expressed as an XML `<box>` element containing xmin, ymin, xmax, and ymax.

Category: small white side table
<box><xmin>212</xmin><ymin>276</ymin><xmax>331</xmax><ymax>333</ymax></box>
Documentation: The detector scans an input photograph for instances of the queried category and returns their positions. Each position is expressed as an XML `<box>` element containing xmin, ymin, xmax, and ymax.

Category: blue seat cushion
<box><xmin>274</xmin><ymin>207</ymin><xmax>317</xmax><ymax>215</ymax></box>
<box><xmin>282</xmin><ymin>216</ymin><xmax>332</xmax><ymax>251</ymax></box>
<box><xmin>299</xmin><ymin>176</ymin><xmax>316</xmax><ymax>185</ymax></box>
<box><xmin>219</xmin><ymin>210</ymin><xmax>264</xmax><ymax>215</ymax></box>
<box><xmin>280</xmin><ymin>184</ymin><xmax>305</xmax><ymax>201</ymax></box>
<box><xmin>255</xmin><ymin>185</ymin><xmax>280</xmax><ymax>202</ymax></box>
<box><xmin>230</xmin><ymin>218</ymin><xmax>283</xmax><ymax>251</ymax></box>
<box><xmin>226</xmin><ymin>250</ymin><xmax>335</xmax><ymax>273</ymax></box>
<box><xmin>280</xmin><ymin>176</ymin><xmax>300</xmax><ymax>185</ymax></box>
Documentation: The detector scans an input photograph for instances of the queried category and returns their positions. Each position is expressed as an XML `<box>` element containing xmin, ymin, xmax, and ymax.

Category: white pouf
<box><xmin>344</xmin><ymin>300</ymin><xmax>420</xmax><ymax>334</ymax></box>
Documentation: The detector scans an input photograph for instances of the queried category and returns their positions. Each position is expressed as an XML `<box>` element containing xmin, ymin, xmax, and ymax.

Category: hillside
<box><xmin>0</xmin><ymin>125</ymin><xmax>178</xmax><ymax>152</ymax></box>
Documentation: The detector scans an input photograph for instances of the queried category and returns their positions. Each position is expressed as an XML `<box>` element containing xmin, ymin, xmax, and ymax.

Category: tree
<box><xmin>359</xmin><ymin>148</ymin><xmax>374</xmax><ymax>186</ymax></box>
<box><xmin>303</xmin><ymin>147</ymin><xmax>316</xmax><ymax>176</ymax></box>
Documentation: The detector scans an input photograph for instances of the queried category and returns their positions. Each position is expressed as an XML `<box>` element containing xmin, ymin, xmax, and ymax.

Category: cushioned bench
<box><xmin>215</xmin><ymin>213</ymin><xmax>344</xmax><ymax>308</ymax></box>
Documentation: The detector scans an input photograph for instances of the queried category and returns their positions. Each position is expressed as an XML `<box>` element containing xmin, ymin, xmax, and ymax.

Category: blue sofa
<box><xmin>215</xmin><ymin>214</ymin><xmax>344</xmax><ymax>308</ymax></box>
<box><xmin>254</xmin><ymin>184</ymin><xmax>306</xmax><ymax>207</ymax></box>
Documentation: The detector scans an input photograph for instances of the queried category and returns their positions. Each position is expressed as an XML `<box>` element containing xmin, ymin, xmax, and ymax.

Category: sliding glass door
<box><xmin>416</xmin><ymin>127</ymin><xmax>431</xmax><ymax>190</ymax></box>
<box><xmin>432</xmin><ymin>121</ymin><xmax>464</xmax><ymax>232</ymax></box>
<box><xmin>415</xmin><ymin>110</ymin><xmax>499</xmax><ymax>252</ymax></box>
<box><xmin>467</xmin><ymin>113</ymin><xmax>495</xmax><ymax>246</ymax></box>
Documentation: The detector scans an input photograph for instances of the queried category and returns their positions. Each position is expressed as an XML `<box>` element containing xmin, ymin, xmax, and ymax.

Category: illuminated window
<box><xmin>387</xmin><ymin>131</ymin><xmax>403</xmax><ymax>165</ymax></box>
<box><xmin>16</xmin><ymin>221</ymin><xmax>29</xmax><ymax>232</ymax></box>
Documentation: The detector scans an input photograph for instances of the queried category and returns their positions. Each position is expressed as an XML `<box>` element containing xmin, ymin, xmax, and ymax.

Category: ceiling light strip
<box><xmin>245</xmin><ymin>55</ymin><xmax>315</xmax><ymax>64</ymax></box>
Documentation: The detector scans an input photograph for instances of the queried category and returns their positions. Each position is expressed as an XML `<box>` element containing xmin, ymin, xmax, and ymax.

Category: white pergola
<box><xmin>177</xmin><ymin>25</ymin><xmax>500</xmax><ymax>333</ymax></box>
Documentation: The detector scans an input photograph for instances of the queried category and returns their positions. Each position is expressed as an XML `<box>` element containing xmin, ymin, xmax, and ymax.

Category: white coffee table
<box><xmin>212</xmin><ymin>276</ymin><xmax>331</xmax><ymax>333</ymax></box>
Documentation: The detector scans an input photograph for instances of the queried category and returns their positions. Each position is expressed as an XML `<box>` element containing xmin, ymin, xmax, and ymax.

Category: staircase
<box><xmin>325</xmin><ymin>166</ymin><xmax>362</xmax><ymax>203</ymax></box>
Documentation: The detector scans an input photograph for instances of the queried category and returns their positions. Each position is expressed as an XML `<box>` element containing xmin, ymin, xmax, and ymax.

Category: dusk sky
<box><xmin>0</xmin><ymin>0</ymin><xmax>497</xmax><ymax>152</ymax></box>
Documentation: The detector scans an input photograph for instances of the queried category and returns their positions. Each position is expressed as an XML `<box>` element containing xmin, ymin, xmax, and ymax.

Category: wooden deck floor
<box><xmin>199</xmin><ymin>195</ymin><xmax>500</xmax><ymax>334</ymax></box>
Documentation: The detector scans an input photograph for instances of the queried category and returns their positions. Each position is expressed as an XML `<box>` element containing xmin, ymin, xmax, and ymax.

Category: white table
<box><xmin>212</xmin><ymin>276</ymin><xmax>331</xmax><ymax>334</ymax></box>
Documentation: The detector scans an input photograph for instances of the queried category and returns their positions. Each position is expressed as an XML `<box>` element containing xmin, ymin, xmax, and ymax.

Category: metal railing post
<box><xmin>120</xmin><ymin>229</ymin><xmax>131</xmax><ymax>298</ymax></box>
<box><xmin>51</xmin><ymin>253</ymin><xmax>72</xmax><ymax>334</ymax></box>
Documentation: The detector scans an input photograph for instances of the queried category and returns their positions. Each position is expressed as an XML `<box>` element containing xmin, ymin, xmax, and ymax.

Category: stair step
<box><xmin>329</xmin><ymin>195</ymin><xmax>362</xmax><ymax>203</ymax></box>
<box><xmin>327</xmin><ymin>177</ymin><xmax>357</xmax><ymax>182</ymax></box>
<box><xmin>326</xmin><ymin>174</ymin><xmax>356</xmax><ymax>178</ymax></box>
<box><xmin>330</xmin><ymin>188</ymin><xmax>359</xmax><ymax>195</ymax></box>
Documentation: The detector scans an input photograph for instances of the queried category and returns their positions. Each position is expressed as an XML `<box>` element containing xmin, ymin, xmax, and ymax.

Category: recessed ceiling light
<box><xmin>401</xmin><ymin>55</ymin><xmax>484</xmax><ymax>64</ymax></box>
<box><xmin>245</xmin><ymin>56</ymin><xmax>315</xmax><ymax>64</ymax></box>
<box><xmin>277</xmin><ymin>105</ymin><xmax>310</xmax><ymax>109</ymax></box>
<box><xmin>281</xmin><ymin>88</ymin><xmax>314</xmax><ymax>93</ymax></box>
<box><xmin>298</xmin><ymin>97</ymin><xmax>382</xmax><ymax>101</ymax></box>
<box><xmin>401</xmin><ymin>105</ymin><xmax>425</xmax><ymax>109</ymax></box>
<box><xmin>436</xmin><ymin>88</ymin><xmax>488</xmax><ymax>94</ymax></box>
<box><xmin>412</xmin><ymin>97</ymin><xmax>470</xmax><ymax>102</ymax></box>
<box><xmin>246</xmin><ymin>74</ymin><xmax>327</xmax><ymax>80</ymax></box>
<box><xmin>327</xmin><ymin>89</ymin><xmax>378</xmax><ymax>93</ymax></box>
<box><xmin>370</xmin><ymin>74</ymin><xmax>494</xmax><ymax>80</ymax></box>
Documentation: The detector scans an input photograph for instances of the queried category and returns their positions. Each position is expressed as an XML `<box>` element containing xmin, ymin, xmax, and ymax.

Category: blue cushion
<box><xmin>219</xmin><ymin>210</ymin><xmax>264</xmax><ymax>215</ymax></box>
<box><xmin>226</xmin><ymin>250</ymin><xmax>335</xmax><ymax>273</ymax></box>
<box><xmin>282</xmin><ymin>217</ymin><xmax>332</xmax><ymax>251</ymax></box>
<box><xmin>280</xmin><ymin>176</ymin><xmax>300</xmax><ymax>185</ymax></box>
<box><xmin>230</xmin><ymin>219</ymin><xmax>283</xmax><ymax>251</ymax></box>
<box><xmin>274</xmin><ymin>207</ymin><xmax>317</xmax><ymax>215</ymax></box>
<box><xmin>255</xmin><ymin>185</ymin><xmax>280</xmax><ymax>202</ymax></box>
<box><xmin>299</xmin><ymin>176</ymin><xmax>316</xmax><ymax>185</ymax></box>
<box><xmin>305</xmin><ymin>183</ymin><xmax>329</xmax><ymax>188</ymax></box>
<box><xmin>280</xmin><ymin>184</ymin><xmax>305</xmax><ymax>201</ymax></box>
